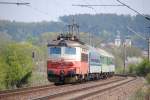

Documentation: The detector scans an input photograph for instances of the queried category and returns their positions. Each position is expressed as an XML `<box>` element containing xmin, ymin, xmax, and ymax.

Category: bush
<box><xmin>128</xmin><ymin>64</ymin><xmax>137</xmax><ymax>74</ymax></box>
<box><xmin>0</xmin><ymin>57</ymin><xmax>8</xmax><ymax>90</ymax></box>
<box><xmin>135</xmin><ymin>59</ymin><xmax>150</xmax><ymax>77</ymax></box>
<box><xmin>0</xmin><ymin>42</ymin><xmax>34</xmax><ymax>89</ymax></box>
<box><xmin>127</xmin><ymin>59</ymin><xmax>150</xmax><ymax>84</ymax></box>
<box><xmin>5</xmin><ymin>43</ymin><xmax>34</xmax><ymax>88</ymax></box>
<box><xmin>146</xmin><ymin>73</ymin><xmax>150</xmax><ymax>84</ymax></box>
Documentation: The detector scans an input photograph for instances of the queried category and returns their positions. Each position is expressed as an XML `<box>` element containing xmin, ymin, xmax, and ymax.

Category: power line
<box><xmin>0</xmin><ymin>1</ymin><xmax>50</xmax><ymax>17</ymax></box>
<box><xmin>73</xmin><ymin>1</ymin><xmax>150</xmax><ymax>22</ymax></box>
<box><xmin>72</xmin><ymin>4</ymin><xmax>124</xmax><ymax>14</ymax></box>
<box><xmin>72</xmin><ymin>3</ymin><xmax>125</xmax><ymax>16</ymax></box>
<box><xmin>116</xmin><ymin>0</ymin><xmax>150</xmax><ymax>22</ymax></box>
<box><xmin>127</xmin><ymin>27</ymin><xmax>146</xmax><ymax>41</ymax></box>
<box><xmin>127</xmin><ymin>26</ymin><xmax>150</xmax><ymax>60</ymax></box>
<box><xmin>73</xmin><ymin>0</ymin><xmax>98</xmax><ymax>14</ymax></box>
<box><xmin>72</xmin><ymin>4</ymin><xmax>124</xmax><ymax>7</ymax></box>
<box><xmin>0</xmin><ymin>1</ymin><xmax>30</xmax><ymax>6</ymax></box>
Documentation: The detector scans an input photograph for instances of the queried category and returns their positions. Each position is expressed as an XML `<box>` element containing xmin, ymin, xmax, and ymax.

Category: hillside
<box><xmin>0</xmin><ymin>14</ymin><xmax>150</xmax><ymax>48</ymax></box>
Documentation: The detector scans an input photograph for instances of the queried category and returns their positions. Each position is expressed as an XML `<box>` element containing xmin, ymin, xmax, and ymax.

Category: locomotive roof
<box><xmin>47</xmin><ymin>39</ymin><xmax>88</xmax><ymax>49</ymax></box>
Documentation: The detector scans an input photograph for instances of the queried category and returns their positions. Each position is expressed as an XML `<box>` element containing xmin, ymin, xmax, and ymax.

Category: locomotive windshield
<box><xmin>50</xmin><ymin>47</ymin><xmax>61</xmax><ymax>54</ymax></box>
<box><xmin>65</xmin><ymin>47</ymin><xmax>76</xmax><ymax>55</ymax></box>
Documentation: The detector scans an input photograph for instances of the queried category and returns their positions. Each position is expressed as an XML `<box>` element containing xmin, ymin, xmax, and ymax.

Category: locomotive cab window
<box><xmin>65</xmin><ymin>47</ymin><xmax>76</xmax><ymax>55</ymax></box>
<box><xmin>50</xmin><ymin>47</ymin><xmax>61</xmax><ymax>54</ymax></box>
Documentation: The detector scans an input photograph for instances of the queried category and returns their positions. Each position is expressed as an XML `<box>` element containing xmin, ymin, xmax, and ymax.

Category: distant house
<box><xmin>114</xmin><ymin>33</ymin><xmax>121</xmax><ymax>47</ymax></box>
<box><xmin>125</xmin><ymin>36</ymin><xmax>132</xmax><ymax>47</ymax></box>
<box><xmin>101</xmin><ymin>33</ymin><xmax>132</xmax><ymax>48</ymax></box>
<box><xmin>114</xmin><ymin>34</ymin><xmax>132</xmax><ymax>47</ymax></box>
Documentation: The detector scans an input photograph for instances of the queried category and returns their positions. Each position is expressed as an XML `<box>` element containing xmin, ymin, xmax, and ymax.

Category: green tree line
<box><xmin>0</xmin><ymin>14</ymin><xmax>149</xmax><ymax>48</ymax></box>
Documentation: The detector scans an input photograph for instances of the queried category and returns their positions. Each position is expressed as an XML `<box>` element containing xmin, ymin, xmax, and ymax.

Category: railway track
<box><xmin>0</xmin><ymin>84</ymin><xmax>68</xmax><ymax>100</ymax></box>
<box><xmin>0</xmin><ymin>84</ymin><xmax>54</xmax><ymax>94</ymax></box>
<box><xmin>33</xmin><ymin>77</ymin><xmax>136</xmax><ymax>100</ymax></box>
<box><xmin>0</xmin><ymin>76</ymin><xmax>124</xmax><ymax>100</ymax></box>
<box><xmin>72</xmin><ymin>77</ymin><xmax>137</xmax><ymax>100</ymax></box>
<box><xmin>0</xmin><ymin>84</ymin><xmax>55</xmax><ymax>96</ymax></box>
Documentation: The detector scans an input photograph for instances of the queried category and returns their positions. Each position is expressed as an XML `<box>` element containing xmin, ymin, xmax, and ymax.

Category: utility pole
<box><xmin>148</xmin><ymin>38</ymin><xmax>150</xmax><ymax>60</ymax></box>
<box><xmin>147</xmin><ymin>27</ymin><xmax>150</xmax><ymax>61</ymax></box>
<box><xmin>123</xmin><ymin>40</ymin><xmax>126</xmax><ymax>74</ymax></box>
<box><xmin>89</xmin><ymin>32</ymin><xmax>91</xmax><ymax>46</ymax></box>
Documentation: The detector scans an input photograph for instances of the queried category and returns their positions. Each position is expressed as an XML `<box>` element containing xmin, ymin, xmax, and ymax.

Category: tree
<box><xmin>3</xmin><ymin>43</ymin><xmax>34</xmax><ymax>88</ymax></box>
<box><xmin>135</xmin><ymin>59</ymin><xmax>150</xmax><ymax>76</ymax></box>
<box><xmin>0</xmin><ymin>57</ymin><xmax>8</xmax><ymax>89</ymax></box>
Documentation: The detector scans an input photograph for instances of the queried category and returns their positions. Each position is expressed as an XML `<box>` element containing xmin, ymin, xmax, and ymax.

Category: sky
<box><xmin>0</xmin><ymin>0</ymin><xmax>150</xmax><ymax>22</ymax></box>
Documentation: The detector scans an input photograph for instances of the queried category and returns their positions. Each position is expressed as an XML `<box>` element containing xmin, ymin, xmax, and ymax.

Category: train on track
<box><xmin>47</xmin><ymin>21</ymin><xmax>115</xmax><ymax>84</ymax></box>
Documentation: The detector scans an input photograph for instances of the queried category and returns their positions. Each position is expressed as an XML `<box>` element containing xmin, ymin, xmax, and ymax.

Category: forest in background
<box><xmin>0</xmin><ymin>14</ymin><xmax>150</xmax><ymax>49</ymax></box>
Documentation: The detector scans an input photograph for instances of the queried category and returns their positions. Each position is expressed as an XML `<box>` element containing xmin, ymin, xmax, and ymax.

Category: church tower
<box><xmin>115</xmin><ymin>33</ymin><xmax>121</xmax><ymax>47</ymax></box>
<box><xmin>125</xmin><ymin>35</ymin><xmax>132</xmax><ymax>47</ymax></box>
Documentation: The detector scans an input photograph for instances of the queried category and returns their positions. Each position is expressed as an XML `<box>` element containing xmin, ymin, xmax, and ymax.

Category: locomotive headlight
<box><xmin>60</xmin><ymin>70</ymin><xmax>65</xmax><ymax>74</ymax></box>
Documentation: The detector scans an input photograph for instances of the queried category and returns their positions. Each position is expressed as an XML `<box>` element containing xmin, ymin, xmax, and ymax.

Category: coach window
<box><xmin>50</xmin><ymin>47</ymin><xmax>61</xmax><ymax>54</ymax></box>
<box><xmin>107</xmin><ymin>58</ymin><xmax>109</xmax><ymax>65</ymax></box>
<box><xmin>65</xmin><ymin>47</ymin><xmax>76</xmax><ymax>55</ymax></box>
<box><xmin>100</xmin><ymin>56</ymin><xmax>103</xmax><ymax>64</ymax></box>
<box><xmin>110</xmin><ymin>58</ymin><xmax>113</xmax><ymax>64</ymax></box>
<box><xmin>104</xmin><ymin>57</ymin><xmax>107</xmax><ymax>64</ymax></box>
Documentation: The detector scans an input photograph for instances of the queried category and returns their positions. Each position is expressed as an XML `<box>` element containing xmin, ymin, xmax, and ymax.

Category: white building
<box><xmin>125</xmin><ymin>36</ymin><xmax>132</xmax><ymax>47</ymax></box>
<box><xmin>115</xmin><ymin>33</ymin><xmax>121</xmax><ymax>47</ymax></box>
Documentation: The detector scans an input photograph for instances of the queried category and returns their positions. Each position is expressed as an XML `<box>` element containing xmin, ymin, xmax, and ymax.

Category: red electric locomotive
<box><xmin>47</xmin><ymin>34</ymin><xmax>89</xmax><ymax>83</ymax></box>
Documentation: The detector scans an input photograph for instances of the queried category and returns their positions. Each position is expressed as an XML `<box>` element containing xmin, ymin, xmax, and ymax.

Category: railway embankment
<box><xmin>0</xmin><ymin>76</ymin><xmax>144</xmax><ymax>100</ymax></box>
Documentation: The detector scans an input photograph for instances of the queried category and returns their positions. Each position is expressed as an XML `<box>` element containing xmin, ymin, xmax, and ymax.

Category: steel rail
<box><xmin>0</xmin><ymin>84</ymin><xmax>58</xmax><ymax>97</ymax></box>
<box><xmin>33</xmin><ymin>77</ymin><xmax>126</xmax><ymax>100</ymax></box>
<box><xmin>72</xmin><ymin>77</ymin><xmax>137</xmax><ymax>100</ymax></box>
